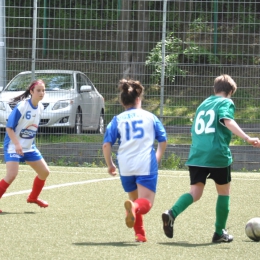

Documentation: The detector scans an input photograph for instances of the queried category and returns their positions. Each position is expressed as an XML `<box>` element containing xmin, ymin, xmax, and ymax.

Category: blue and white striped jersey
<box><xmin>4</xmin><ymin>99</ymin><xmax>44</xmax><ymax>153</ymax></box>
<box><xmin>103</xmin><ymin>108</ymin><xmax>167</xmax><ymax>176</ymax></box>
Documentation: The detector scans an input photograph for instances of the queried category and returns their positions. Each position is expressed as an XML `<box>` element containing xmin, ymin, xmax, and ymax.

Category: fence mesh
<box><xmin>1</xmin><ymin>0</ymin><xmax>260</xmax><ymax>170</ymax></box>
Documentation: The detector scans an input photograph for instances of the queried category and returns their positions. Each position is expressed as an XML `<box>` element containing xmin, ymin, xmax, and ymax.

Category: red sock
<box><xmin>134</xmin><ymin>213</ymin><xmax>145</xmax><ymax>236</ymax></box>
<box><xmin>28</xmin><ymin>176</ymin><xmax>45</xmax><ymax>199</ymax></box>
<box><xmin>134</xmin><ymin>198</ymin><xmax>152</xmax><ymax>215</ymax></box>
<box><xmin>0</xmin><ymin>179</ymin><xmax>10</xmax><ymax>198</ymax></box>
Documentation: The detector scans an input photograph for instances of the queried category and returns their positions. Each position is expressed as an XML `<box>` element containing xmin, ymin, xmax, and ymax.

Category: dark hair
<box><xmin>118</xmin><ymin>79</ymin><xmax>144</xmax><ymax>107</ymax></box>
<box><xmin>11</xmin><ymin>79</ymin><xmax>45</xmax><ymax>104</ymax></box>
<box><xmin>214</xmin><ymin>74</ymin><xmax>237</xmax><ymax>96</ymax></box>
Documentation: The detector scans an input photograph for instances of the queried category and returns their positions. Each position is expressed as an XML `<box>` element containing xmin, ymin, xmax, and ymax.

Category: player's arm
<box><xmin>6</xmin><ymin>127</ymin><xmax>24</xmax><ymax>155</ymax></box>
<box><xmin>224</xmin><ymin>119</ymin><xmax>259</xmax><ymax>145</ymax></box>
<box><xmin>102</xmin><ymin>142</ymin><xmax>117</xmax><ymax>176</ymax></box>
<box><xmin>153</xmin><ymin>115</ymin><xmax>167</xmax><ymax>162</ymax></box>
<box><xmin>156</xmin><ymin>141</ymin><xmax>167</xmax><ymax>163</ymax></box>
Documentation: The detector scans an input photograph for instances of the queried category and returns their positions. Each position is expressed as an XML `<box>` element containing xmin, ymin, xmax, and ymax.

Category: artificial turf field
<box><xmin>0</xmin><ymin>165</ymin><xmax>259</xmax><ymax>260</ymax></box>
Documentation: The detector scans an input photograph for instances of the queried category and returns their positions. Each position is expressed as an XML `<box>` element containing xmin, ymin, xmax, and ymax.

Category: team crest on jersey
<box><xmin>19</xmin><ymin>124</ymin><xmax>38</xmax><ymax>139</ymax></box>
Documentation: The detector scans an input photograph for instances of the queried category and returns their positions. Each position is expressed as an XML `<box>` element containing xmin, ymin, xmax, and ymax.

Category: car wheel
<box><xmin>96</xmin><ymin>113</ymin><xmax>104</xmax><ymax>134</ymax></box>
<box><xmin>74</xmin><ymin>109</ymin><xmax>82</xmax><ymax>134</ymax></box>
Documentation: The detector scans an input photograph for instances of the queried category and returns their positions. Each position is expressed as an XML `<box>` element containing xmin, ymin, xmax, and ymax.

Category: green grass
<box><xmin>37</xmin><ymin>132</ymin><xmax>104</xmax><ymax>144</ymax></box>
<box><xmin>1</xmin><ymin>165</ymin><xmax>260</xmax><ymax>259</ymax></box>
<box><xmin>35</xmin><ymin>132</ymin><xmax>260</xmax><ymax>146</ymax></box>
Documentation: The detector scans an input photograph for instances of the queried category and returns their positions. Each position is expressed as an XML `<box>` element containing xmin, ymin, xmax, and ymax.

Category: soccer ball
<box><xmin>245</xmin><ymin>217</ymin><xmax>260</xmax><ymax>241</ymax></box>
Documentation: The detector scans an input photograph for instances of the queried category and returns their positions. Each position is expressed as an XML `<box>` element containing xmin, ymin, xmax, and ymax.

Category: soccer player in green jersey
<box><xmin>162</xmin><ymin>74</ymin><xmax>259</xmax><ymax>243</ymax></box>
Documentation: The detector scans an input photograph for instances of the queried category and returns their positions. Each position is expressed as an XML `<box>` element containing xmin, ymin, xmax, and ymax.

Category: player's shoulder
<box><xmin>201</xmin><ymin>95</ymin><xmax>234</xmax><ymax>107</ymax></box>
<box><xmin>15</xmin><ymin>99</ymin><xmax>28</xmax><ymax>111</ymax></box>
<box><xmin>16</xmin><ymin>99</ymin><xmax>27</xmax><ymax>107</ymax></box>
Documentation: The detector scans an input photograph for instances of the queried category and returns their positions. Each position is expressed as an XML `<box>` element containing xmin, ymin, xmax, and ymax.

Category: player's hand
<box><xmin>15</xmin><ymin>143</ymin><xmax>24</xmax><ymax>156</ymax></box>
<box><xmin>246</xmin><ymin>137</ymin><xmax>260</xmax><ymax>146</ymax></box>
<box><xmin>252</xmin><ymin>138</ymin><xmax>260</xmax><ymax>147</ymax></box>
<box><xmin>108</xmin><ymin>164</ymin><xmax>117</xmax><ymax>176</ymax></box>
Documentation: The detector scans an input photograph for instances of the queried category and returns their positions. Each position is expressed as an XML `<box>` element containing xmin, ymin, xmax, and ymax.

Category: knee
<box><xmin>38</xmin><ymin>168</ymin><xmax>50</xmax><ymax>180</ymax></box>
<box><xmin>190</xmin><ymin>192</ymin><xmax>203</xmax><ymax>202</ymax></box>
<box><xmin>192</xmin><ymin>195</ymin><xmax>201</xmax><ymax>202</ymax></box>
<box><xmin>44</xmin><ymin>168</ymin><xmax>50</xmax><ymax>178</ymax></box>
<box><xmin>5</xmin><ymin>172</ymin><xmax>18</xmax><ymax>184</ymax></box>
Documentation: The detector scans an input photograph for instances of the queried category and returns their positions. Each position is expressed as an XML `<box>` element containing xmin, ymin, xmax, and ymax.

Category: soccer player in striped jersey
<box><xmin>0</xmin><ymin>79</ymin><xmax>50</xmax><ymax>212</ymax></box>
<box><xmin>103</xmin><ymin>79</ymin><xmax>167</xmax><ymax>242</ymax></box>
<box><xmin>162</xmin><ymin>74</ymin><xmax>259</xmax><ymax>243</ymax></box>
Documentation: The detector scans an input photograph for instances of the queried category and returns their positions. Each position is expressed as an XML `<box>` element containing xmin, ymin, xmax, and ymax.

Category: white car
<box><xmin>0</xmin><ymin>70</ymin><xmax>105</xmax><ymax>134</ymax></box>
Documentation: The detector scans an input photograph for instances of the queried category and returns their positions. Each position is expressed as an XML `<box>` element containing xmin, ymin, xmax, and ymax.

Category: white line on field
<box><xmin>2</xmin><ymin>173</ymin><xmax>260</xmax><ymax>198</ymax></box>
<box><xmin>2</xmin><ymin>177</ymin><xmax>119</xmax><ymax>198</ymax></box>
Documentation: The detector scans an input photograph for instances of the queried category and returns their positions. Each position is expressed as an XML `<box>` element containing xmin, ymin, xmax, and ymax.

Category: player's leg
<box><xmin>124</xmin><ymin>175</ymin><xmax>156</xmax><ymax>242</ymax></box>
<box><xmin>162</xmin><ymin>166</ymin><xmax>207</xmax><ymax>239</ymax></box>
<box><xmin>2</xmin><ymin>161</ymin><xmax>19</xmax><ymax>185</ymax></box>
<box><xmin>0</xmin><ymin>161</ymin><xmax>19</xmax><ymax>205</ymax></box>
<box><xmin>121</xmin><ymin>175</ymin><xmax>137</xmax><ymax>229</ymax></box>
<box><xmin>124</xmin><ymin>186</ymin><xmax>154</xmax><ymax>229</ymax></box>
<box><xmin>212</xmin><ymin>182</ymin><xmax>233</xmax><ymax>242</ymax></box>
<box><xmin>211</xmin><ymin>166</ymin><xmax>233</xmax><ymax>243</ymax></box>
<box><xmin>171</xmin><ymin>182</ymin><xmax>204</xmax><ymax>217</ymax></box>
<box><xmin>135</xmin><ymin>183</ymin><xmax>154</xmax><ymax>213</ymax></box>
<box><xmin>125</xmin><ymin>189</ymin><xmax>138</xmax><ymax>227</ymax></box>
<box><xmin>133</xmin><ymin>176</ymin><xmax>157</xmax><ymax>242</ymax></box>
<box><xmin>0</xmin><ymin>154</ymin><xmax>20</xmax><ymax>212</ymax></box>
<box><xmin>26</xmin><ymin>157</ymin><xmax>50</xmax><ymax>208</ymax></box>
<box><xmin>125</xmin><ymin>189</ymin><xmax>145</xmax><ymax>241</ymax></box>
<box><xmin>124</xmin><ymin>183</ymin><xmax>155</xmax><ymax>242</ymax></box>
<box><xmin>134</xmin><ymin>184</ymin><xmax>154</xmax><ymax>242</ymax></box>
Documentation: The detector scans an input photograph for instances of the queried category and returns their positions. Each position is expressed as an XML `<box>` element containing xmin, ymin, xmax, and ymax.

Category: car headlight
<box><xmin>0</xmin><ymin>101</ymin><xmax>6</xmax><ymax>111</ymax></box>
<box><xmin>52</xmin><ymin>100</ymin><xmax>73</xmax><ymax>110</ymax></box>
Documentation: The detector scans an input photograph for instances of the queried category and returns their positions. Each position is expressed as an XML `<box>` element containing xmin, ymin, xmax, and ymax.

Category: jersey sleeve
<box><xmin>153</xmin><ymin>115</ymin><xmax>167</xmax><ymax>142</ymax></box>
<box><xmin>6</xmin><ymin>105</ymin><xmax>22</xmax><ymax>130</ymax></box>
<box><xmin>218</xmin><ymin>99</ymin><xmax>235</xmax><ymax>121</ymax></box>
<box><xmin>103</xmin><ymin>116</ymin><xmax>119</xmax><ymax>145</ymax></box>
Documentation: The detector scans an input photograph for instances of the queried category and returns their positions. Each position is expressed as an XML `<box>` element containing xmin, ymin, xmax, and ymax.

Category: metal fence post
<box><xmin>0</xmin><ymin>0</ymin><xmax>6</xmax><ymax>90</ymax></box>
<box><xmin>160</xmin><ymin>0</ymin><xmax>167</xmax><ymax>122</ymax></box>
<box><xmin>31</xmin><ymin>0</ymin><xmax>38</xmax><ymax>81</ymax></box>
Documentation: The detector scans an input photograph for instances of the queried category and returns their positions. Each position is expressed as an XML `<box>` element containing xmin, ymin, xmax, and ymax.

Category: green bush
<box><xmin>161</xmin><ymin>153</ymin><xmax>184</xmax><ymax>170</ymax></box>
<box><xmin>146</xmin><ymin>32</ymin><xmax>219</xmax><ymax>84</ymax></box>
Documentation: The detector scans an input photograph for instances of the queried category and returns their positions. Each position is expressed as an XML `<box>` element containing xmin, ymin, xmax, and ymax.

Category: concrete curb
<box><xmin>0</xmin><ymin>143</ymin><xmax>259</xmax><ymax>171</ymax></box>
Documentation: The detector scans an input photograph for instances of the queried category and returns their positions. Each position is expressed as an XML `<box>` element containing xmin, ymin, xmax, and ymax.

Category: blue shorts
<box><xmin>120</xmin><ymin>174</ymin><xmax>158</xmax><ymax>193</ymax></box>
<box><xmin>4</xmin><ymin>150</ymin><xmax>43</xmax><ymax>163</ymax></box>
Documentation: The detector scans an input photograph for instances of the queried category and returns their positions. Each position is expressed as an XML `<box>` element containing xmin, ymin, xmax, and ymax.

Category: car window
<box><xmin>5</xmin><ymin>74</ymin><xmax>31</xmax><ymax>91</ymax></box>
<box><xmin>39</xmin><ymin>74</ymin><xmax>73</xmax><ymax>91</ymax></box>
<box><xmin>5</xmin><ymin>73</ymin><xmax>73</xmax><ymax>91</ymax></box>
<box><xmin>76</xmin><ymin>73</ymin><xmax>95</xmax><ymax>92</ymax></box>
<box><xmin>84</xmin><ymin>75</ymin><xmax>94</xmax><ymax>89</ymax></box>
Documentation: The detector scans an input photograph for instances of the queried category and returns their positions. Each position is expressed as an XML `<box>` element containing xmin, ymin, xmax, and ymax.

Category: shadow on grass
<box><xmin>73</xmin><ymin>242</ymin><xmax>139</xmax><ymax>247</ymax></box>
<box><xmin>158</xmin><ymin>242</ymin><xmax>215</xmax><ymax>247</ymax></box>
<box><xmin>0</xmin><ymin>211</ymin><xmax>37</xmax><ymax>215</ymax></box>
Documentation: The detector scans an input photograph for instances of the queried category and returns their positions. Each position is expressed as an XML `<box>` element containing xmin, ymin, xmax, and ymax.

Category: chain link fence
<box><xmin>1</xmin><ymin>0</ymin><xmax>260</xmax><ymax>170</ymax></box>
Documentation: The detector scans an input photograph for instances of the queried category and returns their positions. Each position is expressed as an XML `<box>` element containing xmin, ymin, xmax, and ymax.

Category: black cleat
<box><xmin>212</xmin><ymin>229</ymin><xmax>233</xmax><ymax>243</ymax></box>
<box><xmin>162</xmin><ymin>210</ymin><xmax>175</xmax><ymax>238</ymax></box>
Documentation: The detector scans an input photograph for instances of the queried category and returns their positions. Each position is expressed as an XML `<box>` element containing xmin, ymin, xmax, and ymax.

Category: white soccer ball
<box><xmin>245</xmin><ymin>217</ymin><xmax>260</xmax><ymax>241</ymax></box>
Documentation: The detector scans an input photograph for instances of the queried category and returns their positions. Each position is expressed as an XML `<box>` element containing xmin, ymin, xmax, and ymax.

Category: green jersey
<box><xmin>185</xmin><ymin>95</ymin><xmax>235</xmax><ymax>167</ymax></box>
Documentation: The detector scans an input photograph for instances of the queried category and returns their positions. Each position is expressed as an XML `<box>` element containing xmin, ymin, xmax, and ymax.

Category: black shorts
<box><xmin>188</xmin><ymin>165</ymin><xmax>231</xmax><ymax>185</ymax></box>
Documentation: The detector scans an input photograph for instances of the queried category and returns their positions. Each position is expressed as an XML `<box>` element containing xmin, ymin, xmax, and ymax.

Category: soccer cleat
<box><xmin>124</xmin><ymin>200</ymin><xmax>136</xmax><ymax>228</ymax></box>
<box><xmin>162</xmin><ymin>210</ymin><xmax>175</xmax><ymax>238</ymax></box>
<box><xmin>27</xmin><ymin>197</ymin><xmax>49</xmax><ymax>208</ymax></box>
<box><xmin>135</xmin><ymin>234</ymin><xmax>147</xmax><ymax>242</ymax></box>
<box><xmin>212</xmin><ymin>229</ymin><xmax>233</xmax><ymax>243</ymax></box>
